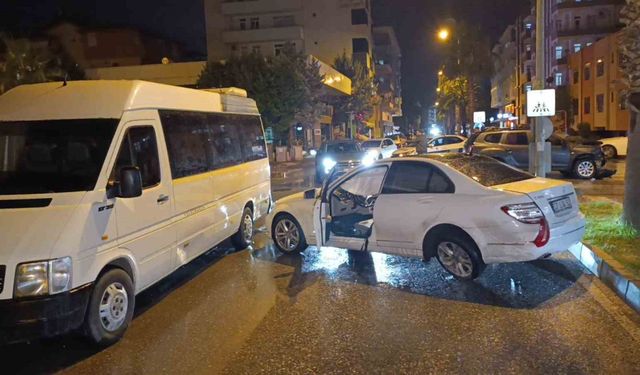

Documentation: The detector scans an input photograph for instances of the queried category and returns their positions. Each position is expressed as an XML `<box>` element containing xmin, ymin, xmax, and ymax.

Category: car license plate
<box><xmin>550</xmin><ymin>196</ymin><xmax>572</xmax><ymax>214</ymax></box>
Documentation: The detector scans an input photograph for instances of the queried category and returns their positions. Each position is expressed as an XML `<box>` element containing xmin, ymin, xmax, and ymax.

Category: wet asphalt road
<box><xmin>2</xmin><ymin>159</ymin><xmax>639</xmax><ymax>374</ymax></box>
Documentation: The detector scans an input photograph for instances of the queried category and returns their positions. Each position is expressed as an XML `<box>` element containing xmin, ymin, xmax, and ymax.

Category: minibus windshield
<box><xmin>0</xmin><ymin>119</ymin><xmax>119</xmax><ymax>195</ymax></box>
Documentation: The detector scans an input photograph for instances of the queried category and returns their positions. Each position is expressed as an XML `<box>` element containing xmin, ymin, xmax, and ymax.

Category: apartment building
<box><xmin>373</xmin><ymin>26</ymin><xmax>402</xmax><ymax>135</ymax></box>
<box><xmin>204</xmin><ymin>0</ymin><xmax>374</xmax><ymax>69</ymax></box>
<box><xmin>47</xmin><ymin>22</ymin><xmax>185</xmax><ymax>69</ymax></box>
<box><xmin>547</xmin><ymin>0</ymin><xmax>624</xmax><ymax>88</ymax></box>
<box><xmin>567</xmin><ymin>32</ymin><xmax>629</xmax><ymax>134</ymax></box>
<box><xmin>491</xmin><ymin>24</ymin><xmax>521</xmax><ymax>128</ymax></box>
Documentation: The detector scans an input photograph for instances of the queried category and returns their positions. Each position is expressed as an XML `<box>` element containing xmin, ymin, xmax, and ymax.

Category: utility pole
<box><xmin>532</xmin><ymin>0</ymin><xmax>547</xmax><ymax>177</ymax></box>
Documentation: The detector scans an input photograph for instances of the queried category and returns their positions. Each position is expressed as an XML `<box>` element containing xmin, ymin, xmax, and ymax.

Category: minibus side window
<box><xmin>109</xmin><ymin>127</ymin><xmax>160</xmax><ymax>189</ymax></box>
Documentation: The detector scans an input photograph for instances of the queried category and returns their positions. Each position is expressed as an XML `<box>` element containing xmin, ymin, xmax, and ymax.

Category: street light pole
<box><xmin>532</xmin><ymin>0</ymin><xmax>547</xmax><ymax>177</ymax></box>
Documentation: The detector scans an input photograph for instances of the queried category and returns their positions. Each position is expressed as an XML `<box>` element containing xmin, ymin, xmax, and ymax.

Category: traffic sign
<box><xmin>527</xmin><ymin>89</ymin><xmax>556</xmax><ymax>117</ymax></box>
<box><xmin>473</xmin><ymin>111</ymin><xmax>486</xmax><ymax>123</ymax></box>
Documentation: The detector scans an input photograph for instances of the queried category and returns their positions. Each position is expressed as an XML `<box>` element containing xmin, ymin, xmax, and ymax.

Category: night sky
<box><xmin>0</xmin><ymin>0</ymin><xmax>529</xmax><ymax>121</ymax></box>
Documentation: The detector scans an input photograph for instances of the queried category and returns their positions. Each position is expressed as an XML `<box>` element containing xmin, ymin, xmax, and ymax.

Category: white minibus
<box><xmin>0</xmin><ymin>80</ymin><xmax>271</xmax><ymax>345</ymax></box>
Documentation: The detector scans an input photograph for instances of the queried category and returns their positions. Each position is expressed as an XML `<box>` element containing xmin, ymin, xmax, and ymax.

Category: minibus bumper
<box><xmin>0</xmin><ymin>283</ymin><xmax>92</xmax><ymax>345</ymax></box>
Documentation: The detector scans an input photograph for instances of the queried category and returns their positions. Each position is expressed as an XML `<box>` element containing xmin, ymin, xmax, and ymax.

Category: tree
<box><xmin>437</xmin><ymin>75</ymin><xmax>473</xmax><ymax>134</ymax></box>
<box><xmin>620</xmin><ymin>0</ymin><xmax>640</xmax><ymax>230</ymax></box>
<box><xmin>440</xmin><ymin>23</ymin><xmax>493</xmax><ymax>131</ymax></box>
<box><xmin>331</xmin><ymin>52</ymin><xmax>378</xmax><ymax>134</ymax></box>
<box><xmin>198</xmin><ymin>46</ymin><xmax>324</xmax><ymax>143</ymax></box>
<box><xmin>0</xmin><ymin>35</ymin><xmax>84</xmax><ymax>93</ymax></box>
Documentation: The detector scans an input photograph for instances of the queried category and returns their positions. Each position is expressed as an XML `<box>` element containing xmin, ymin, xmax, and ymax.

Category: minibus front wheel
<box><xmin>83</xmin><ymin>268</ymin><xmax>135</xmax><ymax>346</ymax></box>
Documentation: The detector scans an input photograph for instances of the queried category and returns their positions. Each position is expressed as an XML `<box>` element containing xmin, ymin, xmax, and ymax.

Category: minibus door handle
<box><xmin>157</xmin><ymin>194</ymin><xmax>170</xmax><ymax>204</ymax></box>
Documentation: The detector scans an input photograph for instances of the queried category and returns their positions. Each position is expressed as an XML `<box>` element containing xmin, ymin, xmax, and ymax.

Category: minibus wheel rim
<box><xmin>99</xmin><ymin>282</ymin><xmax>129</xmax><ymax>332</ymax></box>
<box><xmin>242</xmin><ymin>213</ymin><xmax>253</xmax><ymax>242</ymax></box>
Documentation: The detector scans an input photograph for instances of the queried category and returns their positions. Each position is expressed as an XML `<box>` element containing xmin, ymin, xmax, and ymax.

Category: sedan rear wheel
<box><xmin>432</xmin><ymin>233</ymin><xmax>485</xmax><ymax>280</ymax></box>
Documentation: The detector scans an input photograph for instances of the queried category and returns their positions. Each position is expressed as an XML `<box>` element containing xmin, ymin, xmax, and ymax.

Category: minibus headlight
<box><xmin>15</xmin><ymin>257</ymin><xmax>72</xmax><ymax>298</ymax></box>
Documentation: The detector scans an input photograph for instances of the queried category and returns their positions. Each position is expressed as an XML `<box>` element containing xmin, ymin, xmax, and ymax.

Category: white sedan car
<box><xmin>361</xmin><ymin>138</ymin><xmax>398</xmax><ymax>160</ymax></box>
<box><xmin>599</xmin><ymin>136</ymin><xmax>628</xmax><ymax>159</ymax></box>
<box><xmin>267</xmin><ymin>155</ymin><xmax>585</xmax><ymax>280</ymax></box>
<box><xmin>426</xmin><ymin>135</ymin><xmax>467</xmax><ymax>153</ymax></box>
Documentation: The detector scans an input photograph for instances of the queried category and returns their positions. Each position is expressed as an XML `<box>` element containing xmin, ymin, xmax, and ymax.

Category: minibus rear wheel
<box><xmin>232</xmin><ymin>206</ymin><xmax>254</xmax><ymax>250</ymax></box>
<box><xmin>83</xmin><ymin>268</ymin><xmax>135</xmax><ymax>346</ymax></box>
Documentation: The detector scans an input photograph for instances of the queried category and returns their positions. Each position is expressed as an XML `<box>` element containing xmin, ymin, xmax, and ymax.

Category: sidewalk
<box><xmin>270</xmin><ymin>157</ymin><xmax>315</xmax><ymax>178</ymax></box>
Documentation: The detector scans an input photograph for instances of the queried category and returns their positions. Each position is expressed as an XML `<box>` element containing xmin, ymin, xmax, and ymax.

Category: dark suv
<box><xmin>468</xmin><ymin>130</ymin><xmax>606</xmax><ymax>179</ymax></box>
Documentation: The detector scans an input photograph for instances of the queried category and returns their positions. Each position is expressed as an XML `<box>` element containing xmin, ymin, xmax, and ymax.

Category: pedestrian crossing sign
<box><xmin>527</xmin><ymin>89</ymin><xmax>556</xmax><ymax>117</ymax></box>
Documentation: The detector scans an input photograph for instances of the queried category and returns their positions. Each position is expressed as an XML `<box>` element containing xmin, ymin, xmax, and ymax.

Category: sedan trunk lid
<box><xmin>491</xmin><ymin>178</ymin><xmax>580</xmax><ymax>227</ymax></box>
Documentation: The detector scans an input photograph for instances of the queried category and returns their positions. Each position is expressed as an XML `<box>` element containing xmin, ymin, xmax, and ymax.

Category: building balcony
<box><xmin>556</xmin><ymin>25</ymin><xmax>622</xmax><ymax>38</ymax></box>
<box><xmin>553</xmin><ymin>0</ymin><xmax>624</xmax><ymax>12</ymax></box>
<box><xmin>221</xmin><ymin>0</ymin><xmax>303</xmax><ymax>15</ymax></box>
<box><xmin>222</xmin><ymin>26</ymin><xmax>304</xmax><ymax>44</ymax></box>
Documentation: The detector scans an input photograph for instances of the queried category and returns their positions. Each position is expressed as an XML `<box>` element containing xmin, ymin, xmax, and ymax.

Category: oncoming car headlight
<box><xmin>15</xmin><ymin>257</ymin><xmax>72</xmax><ymax>298</ymax></box>
<box><xmin>323</xmin><ymin>158</ymin><xmax>337</xmax><ymax>173</ymax></box>
<box><xmin>362</xmin><ymin>150</ymin><xmax>378</xmax><ymax>166</ymax></box>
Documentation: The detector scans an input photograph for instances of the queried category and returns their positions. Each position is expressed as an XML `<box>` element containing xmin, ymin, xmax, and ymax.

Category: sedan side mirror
<box><xmin>119</xmin><ymin>166</ymin><xmax>143</xmax><ymax>198</ymax></box>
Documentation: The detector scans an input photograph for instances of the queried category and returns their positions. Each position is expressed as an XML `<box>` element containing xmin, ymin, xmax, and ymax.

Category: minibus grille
<box><xmin>0</xmin><ymin>265</ymin><xmax>5</xmax><ymax>293</ymax></box>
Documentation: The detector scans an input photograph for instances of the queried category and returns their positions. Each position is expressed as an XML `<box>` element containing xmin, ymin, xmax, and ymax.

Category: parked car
<box><xmin>426</xmin><ymin>135</ymin><xmax>467</xmax><ymax>154</ymax></box>
<box><xmin>361</xmin><ymin>138</ymin><xmax>398</xmax><ymax>159</ymax></box>
<box><xmin>599</xmin><ymin>136</ymin><xmax>628</xmax><ymax>159</ymax></box>
<box><xmin>0</xmin><ymin>81</ymin><xmax>271</xmax><ymax>345</ymax></box>
<box><xmin>469</xmin><ymin>130</ymin><xmax>606</xmax><ymax>179</ymax></box>
<box><xmin>315</xmin><ymin>140</ymin><xmax>365</xmax><ymax>182</ymax></box>
<box><xmin>267</xmin><ymin>154</ymin><xmax>585</xmax><ymax>280</ymax></box>
<box><xmin>392</xmin><ymin>139</ymin><xmax>429</xmax><ymax>158</ymax></box>
<box><xmin>389</xmin><ymin>133</ymin><xmax>408</xmax><ymax>147</ymax></box>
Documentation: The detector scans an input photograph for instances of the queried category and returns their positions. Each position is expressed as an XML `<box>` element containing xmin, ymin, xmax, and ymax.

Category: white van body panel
<box><xmin>0</xmin><ymin>81</ymin><xmax>270</xmax><ymax>302</ymax></box>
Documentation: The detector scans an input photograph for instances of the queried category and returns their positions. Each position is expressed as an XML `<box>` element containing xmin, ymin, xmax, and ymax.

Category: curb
<box><xmin>569</xmin><ymin>242</ymin><xmax>640</xmax><ymax>314</ymax></box>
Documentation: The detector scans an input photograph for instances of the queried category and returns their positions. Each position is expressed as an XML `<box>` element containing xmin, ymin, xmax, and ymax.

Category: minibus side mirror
<box><xmin>304</xmin><ymin>188</ymin><xmax>319</xmax><ymax>199</ymax></box>
<box><xmin>119</xmin><ymin>167</ymin><xmax>143</xmax><ymax>198</ymax></box>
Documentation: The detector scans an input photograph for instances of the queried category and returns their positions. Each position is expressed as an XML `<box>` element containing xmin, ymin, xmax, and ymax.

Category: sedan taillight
<box><xmin>501</xmin><ymin>203</ymin><xmax>550</xmax><ymax>248</ymax></box>
<box><xmin>501</xmin><ymin>203</ymin><xmax>544</xmax><ymax>224</ymax></box>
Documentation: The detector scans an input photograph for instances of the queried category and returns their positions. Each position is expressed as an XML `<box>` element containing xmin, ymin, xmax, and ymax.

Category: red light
<box><xmin>533</xmin><ymin>218</ymin><xmax>550</xmax><ymax>248</ymax></box>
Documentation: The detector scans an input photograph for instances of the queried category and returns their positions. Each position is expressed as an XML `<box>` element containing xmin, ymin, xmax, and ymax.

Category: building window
<box><xmin>584</xmin><ymin>63</ymin><xmax>591</xmax><ymax>81</ymax></box>
<box><xmin>87</xmin><ymin>32</ymin><xmax>97</xmax><ymax>47</ymax></box>
<box><xmin>611</xmin><ymin>52</ymin><xmax>615</xmax><ymax>64</ymax></box>
<box><xmin>574</xmin><ymin>16</ymin><xmax>581</xmax><ymax>29</ymax></box>
<box><xmin>250</xmin><ymin>17</ymin><xmax>260</xmax><ymax>29</ymax></box>
<box><xmin>555</xmin><ymin>46</ymin><xmax>563</xmax><ymax>60</ymax></box>
<box><xmin>573</xmin><ymin>70</ymin><xmax>579</xmax><ymax>84</ymax></box>
<box><xmin>596</xmin><ymin>94</ymin><xmax>604</xmax><ymax>113</ymax></box>
<box><xmin>240</xmin><ymin>45</ymin><xmax>248</xmax><ymax>55</ymax></box>
<box><xmin>273</xmin><ymin>15</ymin><xmax>294</xmax><ymax>27</ymax></box>
<box><xmin>352</xmin><ymin>38</ymin><xmax>369</xmax><ymax>53</ymax></box>
<box><xmin>611</xmin><ymin>92</ymin><xmax>615</xmax><ymax>103</ymax></box>
<box><xmin>274</xmin><ymin>43</ymin><xmax>285</xmax><ymax>56</ymax></box>
<box><xmin>555</xmin><ymin>20</ymin><xmax>562</xmax><ymax>31</ymax></box>
<box><xmin>555</xmin><ymin>72</ymin><xmax>563</xmax><ymax>86</ymax></box>
<box><xmin>351</xmin><ymin>8</ymin><xmax>368</xmax><ymax>25</ymax></box>
<box><xmin>572</xmin><ymin>98</ymin><xmax>579</xmax><ymax>115</ymax></box>
<box><xmin>252</xmin><ymin>45</ymin><xmax>261</xmax><ymax>54</ymax></box>
<box><xmin>574</xmin><ymin>43</ymin><xmax>582</xmax><ymax>53</ymax></box>
<box><xmin>596</xmin><ymin>59</ymin><xmax>604</xmax><ymax>77</ymax></box>
<box><xmin>584</xmin><ymin>97</ymin><xmax>591</xmax><ymax>114</ymax></box>
<box><xmin>239</xmin><ymin>18</ymin><xmax>247</xmax><ymax>30</ymax></box>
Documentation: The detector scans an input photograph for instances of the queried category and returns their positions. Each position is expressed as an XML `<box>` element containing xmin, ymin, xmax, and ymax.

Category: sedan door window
<box><xmin>382</xmin><ymin>162</ymin><xmax>454</xmax><ymax>194</ymax></box>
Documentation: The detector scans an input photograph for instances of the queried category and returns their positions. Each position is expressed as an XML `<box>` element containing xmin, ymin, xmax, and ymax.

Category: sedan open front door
<box><xmin>314</xmin><ymin>166</ymin><xmax>388</xmax><ymax>251</ymax></box>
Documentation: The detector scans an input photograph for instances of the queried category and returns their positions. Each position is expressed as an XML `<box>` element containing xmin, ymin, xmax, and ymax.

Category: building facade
<box><xmin>47</xmin><ymin>22</ymin><xmax>185</xmax><ymax>69</ymax></box>
<box><xmin>204</xmin><ymin>0</ymin><xmax>374</xmax><ymax>69</ymax></box>
<box><xmin>567</xmin><ymin>32</ymin><xmax>629</xmax><ymax>134</ymax></box>
<box><xmin>372</xmin><ymin>26</ymin><xmax>402</xmax><ymax>136</ymax></box>
<box><xmin>547</xmin><ymin>0</ymin><xmax>624</xmax><ymax>89</ymax></box>
<box><xmin>491</xmin><ymin>23</ymin><xmax>521</xmax><ymax>128</ymax></box>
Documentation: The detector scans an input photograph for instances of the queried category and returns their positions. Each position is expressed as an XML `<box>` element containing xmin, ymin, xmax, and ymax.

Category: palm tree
<box><xmin>620</xmin><ymin>0</ymin><xmax>640</xmax><ymax>230</ymax></box>
<box><xmin>438</xmin><ymin>75</ymin><xmax>473</xmax><ymax>134</ymax></box>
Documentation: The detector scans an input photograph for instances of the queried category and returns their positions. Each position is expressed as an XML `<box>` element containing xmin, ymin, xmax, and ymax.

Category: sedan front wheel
<box><xmin>272</xmin><ymin>214</ymin><xmax>307</xmax><ymax>254</ymax></box>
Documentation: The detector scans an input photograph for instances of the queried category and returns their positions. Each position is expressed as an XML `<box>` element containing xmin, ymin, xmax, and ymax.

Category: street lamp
<box><xmin>436</xmin><ymin>87</ymin><xmax>441</xmax><ymax>92</ymax></box>
<box><xmin>435</xmin><ymin>102</ymin><xmax>439</xmax><ymax>107</ymax></box>
<box><xmin>437</xmin><ymin>28</ymin><xmax>450</xmax><ymax>42</ymax></box>
<box><xmin>438</xmin><ymin>70</ymin><xmax>444</xmax><ymax>76</ymax></box>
